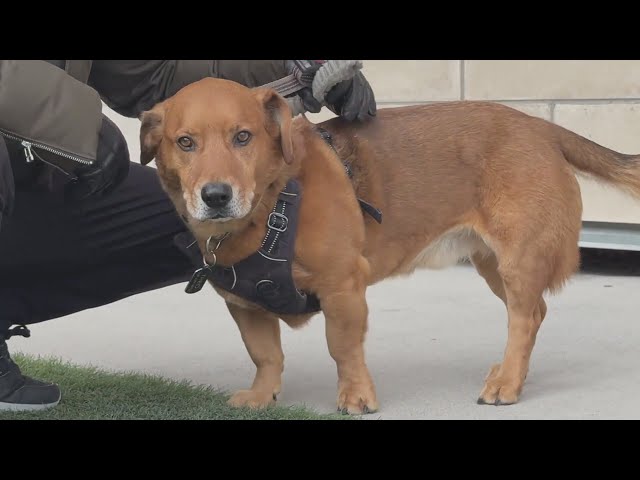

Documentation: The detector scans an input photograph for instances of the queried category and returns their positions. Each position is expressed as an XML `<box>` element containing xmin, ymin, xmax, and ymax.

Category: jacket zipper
<box><xmin>0</xmin><ymin>129</ymin><xmax>93</xmax><ymax>166</ymax></box>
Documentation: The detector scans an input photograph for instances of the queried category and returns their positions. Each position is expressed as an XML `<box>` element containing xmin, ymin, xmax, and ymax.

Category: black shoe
<box><xmin>0</xmin><ymin>326</ymin><xmax>61</xmax><ymax>412</ymax></box>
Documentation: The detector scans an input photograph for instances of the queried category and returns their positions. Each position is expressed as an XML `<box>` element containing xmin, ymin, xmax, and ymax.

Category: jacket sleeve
<box><xmin>0</xmin><ymin>60</ymin><xmax>103</xmax><ymax>163</ymax></box>
<box><xmin>87</xmin><ymin>60</ymin><xmax>289</xmax><ymax>118</ymax></box>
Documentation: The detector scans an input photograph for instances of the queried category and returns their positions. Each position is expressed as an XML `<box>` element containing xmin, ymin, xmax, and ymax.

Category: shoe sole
<box><xmin>0</xmin><ymin>396</ymin><xmax>61</xmax><ymax>412</ymax></box>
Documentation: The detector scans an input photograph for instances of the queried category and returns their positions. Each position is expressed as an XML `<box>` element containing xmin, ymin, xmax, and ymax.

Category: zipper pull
<box><xmin>21</xmin><ymin>141</ymin><xmax>35</xmax><ymax>163</ymax></box>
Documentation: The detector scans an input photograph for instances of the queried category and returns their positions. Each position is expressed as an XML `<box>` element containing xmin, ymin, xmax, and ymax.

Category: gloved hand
<box><xmin>284</xmin><ymin>60</ymin><xmax>324</xmax><ymax>114</ymax></box>
<box><xmin>64</xmin><ymin>114</ymin><xmax>130</xmax><ymax>201</ymax></box>
<box><xmin>325</xmin><ymin>70</ymin><xmax>377</xmax><ymax>122</ymax></box>
<box><xmin>285</xmin><ymin>60</ymin><xmax>377</xmax><ymax>122</ymax></box>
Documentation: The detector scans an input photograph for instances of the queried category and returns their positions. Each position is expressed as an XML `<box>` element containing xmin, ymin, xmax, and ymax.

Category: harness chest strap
<box><xmin>208</xmin><ymin>179</ymin><xmax>321</xmax><ymax>315</ymax></box>
<box><xmin>179</xmin><ymin>179</ymin><xmax>322</xmax><ymax>315</ymax></box>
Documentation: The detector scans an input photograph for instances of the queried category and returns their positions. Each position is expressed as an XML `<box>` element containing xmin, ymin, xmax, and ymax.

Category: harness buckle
<box><xmin>268</xmin><ymin>212</ymin><xmax>289</xmax><ymax>232</ymax></box>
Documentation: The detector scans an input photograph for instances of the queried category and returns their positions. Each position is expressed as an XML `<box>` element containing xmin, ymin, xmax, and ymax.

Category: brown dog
<box><xmin>139</xmin><ymin>77</ymin><xmax>640</xmax><ymax>414</ymax></box>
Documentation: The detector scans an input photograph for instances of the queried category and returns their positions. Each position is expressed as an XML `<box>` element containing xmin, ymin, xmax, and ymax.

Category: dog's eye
<box><xmin>234</xmin><ymin>130</ymin><xmax>252</xmax><ymax>146</ymax></box>
<box><xmin>177</xmin><ymin>136</ymin><xmax>195</xmax><ymax>151</ymax></box>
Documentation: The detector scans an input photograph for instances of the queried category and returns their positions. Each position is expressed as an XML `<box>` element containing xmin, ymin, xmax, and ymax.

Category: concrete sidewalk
<box><xmin>10</xmin><ymin>253</ymin><xmax>640</xmax><ymax>420</ymax></box>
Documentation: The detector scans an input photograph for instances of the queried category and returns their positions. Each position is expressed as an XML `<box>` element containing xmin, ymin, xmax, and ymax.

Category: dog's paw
<box><xmin>337</xmin><ymin>383</ymin><xmax>379</xmax><ymax>415</ymax></box>
<box><xmin>476</xmin><ymin>364</ymin><xmax>522</xmax><ymax>406</ymax></box>
<box><xmin>228</xmin><ymin>389</ymin><xmax>277</xmax><ymax>409</ymax></box>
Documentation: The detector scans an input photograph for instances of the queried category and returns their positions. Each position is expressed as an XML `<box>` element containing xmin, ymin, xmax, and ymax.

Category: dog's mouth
<box><xmin>206</xmin><ymin>210</ymin><xmax>233</xmax><ymax>222</ymax></box>
<box><xmin>186</xmin><ymin>186</ymin><xmax>254</xmax><ymax>223</ymax></box>
<box><xmin>197</xmin><ymin>204</ymin><xmax>250</xmax><ymax>223</ymax></box>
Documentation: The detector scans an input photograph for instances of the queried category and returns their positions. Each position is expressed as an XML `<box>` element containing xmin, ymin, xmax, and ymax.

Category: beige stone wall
<box><xmin>106</xmin><ymin>60</ymin><xmax>640</xmax><ymax>224</ymax></box>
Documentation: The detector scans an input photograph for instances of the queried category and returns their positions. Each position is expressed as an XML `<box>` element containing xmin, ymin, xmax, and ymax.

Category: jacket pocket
<box><xmin>0</xmin><ymin>127</ymin><xmax>92</xmax><ymax>181</ymax></box>
<box><xmin>0</xmin><ymin>60</ymin><xmax>102</xmax><ymax>168</ymax></box>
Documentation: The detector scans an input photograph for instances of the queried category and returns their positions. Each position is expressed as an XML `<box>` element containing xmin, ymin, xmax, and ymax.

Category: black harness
<box><xmin>317</xmin><ymin>128</ymin><xmax>382</xmax><ymax>224</ymax></box>
<box><xmin>177</xmin><ymin>129</ymin><xmax>381</xmax><ymax>316</ymax></box>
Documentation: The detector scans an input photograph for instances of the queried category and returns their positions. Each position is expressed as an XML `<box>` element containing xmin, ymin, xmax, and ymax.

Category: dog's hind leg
<box><xmin>475</xmin><ymin>247</ymin><xmax>554</xmax><ymax>406</ymax></box>
<box><xmin>471</xmin><ymin>251</ymin><xmax>547</xmax><ymax>323</ymax></box>
<box><xmin>225</xmin><ymin>302</ymin><xmax>284</xmax><ymax>409</ymax></box>
<box><xmin>471</xmin><ymin>252</ymin><xmax>507</xmax><ymax>305</ymax></box>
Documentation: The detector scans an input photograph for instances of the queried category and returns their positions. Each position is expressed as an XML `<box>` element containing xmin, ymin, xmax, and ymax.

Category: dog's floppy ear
<box><xmin>254</xmin><ymin>88</ymin><xmax>294</xmax><ymax>165</ymax></box>
<box><xmin>139</xmin><ymin>102</ymin><xmax>166</xmax><ymax>165</ymax></box>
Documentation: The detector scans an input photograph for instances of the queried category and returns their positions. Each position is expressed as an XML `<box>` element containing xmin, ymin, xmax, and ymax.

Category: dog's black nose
<box><xmin>201</xmin><ymin>182</ymin><xmax>233</xmax><ymax>209</ymax></box>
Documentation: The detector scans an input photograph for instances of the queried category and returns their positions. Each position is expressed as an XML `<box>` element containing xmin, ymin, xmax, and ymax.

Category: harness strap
<box><xmin>207</xmin><ymin>180</ymin><xmax>321</xmax><ymax>315</ymax></box>
<box><xmin>261</xmin><ymin>74</ymin><xmax>308</xmax><ymax>98</ymax></box>
<box><xmin>316</xmin><ymin>127</ymin><xmax>383</xmax><ymax>224</ymax></box>
<box><xmin>259</xmin><ymin>61</ymin><xmax>322</xmax><ymax>102</ymax></box>
<box><xmin>260</xmin><ymin>60</ymin><xmax>362</xmax><ymax>117</ymax></box>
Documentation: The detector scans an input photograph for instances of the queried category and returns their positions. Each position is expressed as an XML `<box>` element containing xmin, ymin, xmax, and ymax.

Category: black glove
<box><xmin>284</xmin><ymin>60</ymin><xmax>324</xmax><ymax>114</ymax></box>
<box><xmin>64</xmin><ymin>114</ymin><xmax>130</xmax><ymax>202</ymax></box>
<box><xmin>285</xmin><ymin>60</ymin><xmax>377</xmax><ymax>122</ymax></box>
<box><xmin>325</xmin><ymin>70</ymin><xmax>377</xmax><ymax>122</ymax></box>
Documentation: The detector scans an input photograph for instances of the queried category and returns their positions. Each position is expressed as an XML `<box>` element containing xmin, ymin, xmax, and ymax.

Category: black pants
<box><xmin>0</xmin><ymin>152</ymin><xmax>195</xmax><ymax>335</ymax></box>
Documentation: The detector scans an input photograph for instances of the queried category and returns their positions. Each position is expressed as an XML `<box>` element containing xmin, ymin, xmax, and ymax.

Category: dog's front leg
<box><xmin>225</xmin><ymin>302</ymin><xmax>284</xmax><ymax>409</ymax></box>
<box><xmin>322</xmin><ymin>279</ymin><xmax>378</xmax><ymax>415</ymax></box>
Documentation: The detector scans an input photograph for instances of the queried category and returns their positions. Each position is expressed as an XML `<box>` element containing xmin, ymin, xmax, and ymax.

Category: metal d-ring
<box><xmin>206</xmin><ymin>236</ymin><xmax>217</xmax><ymax>255</ymax></box>
<box><xmin>204</xmin><ymin>232</ymin><xmax>230</xmax><ymax>267</ymax></box>
<box><xmin>203</xmin><ymin>252</ymin><xmax>217</xmax><ymax>267</ymax></box>
<box><xmin>206</xmin><ymin>233</ymin><xmax>229</xmax><ymax>255</ymax></box>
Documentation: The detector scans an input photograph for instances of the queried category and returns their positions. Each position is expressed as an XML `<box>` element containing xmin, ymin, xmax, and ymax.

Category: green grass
<box><xmin>0</xmin><ymin>354</ymin><xmax>349</xmax><ymax>420</ymax></box>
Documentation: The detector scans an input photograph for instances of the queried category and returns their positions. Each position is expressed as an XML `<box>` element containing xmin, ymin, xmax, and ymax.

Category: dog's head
<box><xmin>139</xmin><ymin>78</ymin><xmax>294</xmax><ymax>229</ymax></box>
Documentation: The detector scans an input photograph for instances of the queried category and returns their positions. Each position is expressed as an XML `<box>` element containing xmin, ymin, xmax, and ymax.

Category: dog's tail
<box><xmin>555</xmin><ymin>123</ymin><xmax>640</xmax><ymax>198</ymax></box>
